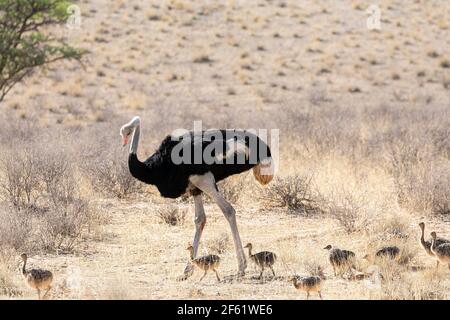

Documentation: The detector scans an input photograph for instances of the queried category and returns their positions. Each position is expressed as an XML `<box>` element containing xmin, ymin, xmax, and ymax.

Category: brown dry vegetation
<box><xmin>0</xmin><ymin>0</ymin><xmax>450</xmax><ymax>299</ymax></box>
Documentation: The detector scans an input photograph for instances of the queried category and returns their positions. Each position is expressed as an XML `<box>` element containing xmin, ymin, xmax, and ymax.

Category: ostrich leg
<box><xmin>42</xmin><ymin>286</ymin><xmax>52</xmax><ymax>300</ymax></box>
<box><xmin>180</xmin><ymin>193</ymin><xmax>206</xmax><ymax>280</ymax></box>
<box><xmin>190</xmin><ymin>173</ymin><xmax>247</xmax><ymax>276</ymax></box>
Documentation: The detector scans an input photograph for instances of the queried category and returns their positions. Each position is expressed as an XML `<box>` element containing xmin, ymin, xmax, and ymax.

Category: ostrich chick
<box><xmin>430</xmin><ymin>232</ymin><xmax>450</xmax><ymax>270</ymax></box>
<box><xmin>187</xmin><ymin>245</ymin><xmax>221</xmax><ymax>282</ymax></box>
<box><xmin>291</xmin><ymin>274</ymin><xmax>324</xmax><ymax>300</ymax></box>
<box><xmin>363</xmin><ymin>246</ymin><xmax>400</xmax><ymax>263</ymax></box>
<box><xmin>419</xmin><ymin>222</ymin><xmax>449</xmax><ymax>258</ymax></box>
<box><xmin>323</xmin><ymin>245</ymin><xmax>356</xmax><ymax>277</ymax></box>
<box><xmin>244</xmin><ymin>243</ymin><xmax>277</xmax><ymax>279</ymax></box>
<box><xmin>20</xmin><ymin>253</ymin><xmax>53</xmax><ymax>300</ymax></box>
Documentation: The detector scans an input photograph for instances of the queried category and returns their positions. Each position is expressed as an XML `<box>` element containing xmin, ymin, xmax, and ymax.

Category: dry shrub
<box><xmin>376</xmin><ymin>268</ymin><xmax>447</xmax><ymax>300</ymax></box>
<box><xmin>326</xmin><ymin>189</ymin><xmax>368</xmax><ymax>234</ymax></box>
<box><xmin>370</xmin><ymin>214</ymin><xmax>411</xmax><ymax>241</ymax></box>
<box><xmin>380</xmin><ymin>215</ymin><xmax>410</xmax><ymax>240</ymax></box>
<box><xmin>431</xmin><ymin>171</ymin><xmax>450</xmax><ymax>215</ymax></box>
<box><xmin>293</xmin><ymin>246</ymin><xmax>326</xmax><ymax>278</ymax></box>
<box><xmin>0</xmin><ymin>265</ymin><xmax>22</xmax><ymax>298</ymax></box>
<box><xmin>0</xmin><ymin>134</ymin><xmax>95</xmax><ymax>254</ymax></box>
<box><xmin>259</xmin><ymin>174</ymin><xmax>321</xmax><ymax>215</ymax></box>
<box><xmin>38</xmin><ymin>148</ymin><xmax>73</xmax><ymax>204</ymax></box>
<box><xmin>0</xmin><ymin>147</ymin><xmax>41</xmax><ymax>210</ymax></box>
<box><xmin>0</xmin><ymin>207</ymin><xmax>24</xmax><ymax>296</ymax></box>
<box><xmin>302</xmin><ymin>260</ymin><xmax>325</xmax><ymax>277</ymax></box>
<box><xmin>206</xmin><ymin>233</ymin><xmax>230</xmax><ymax>254</ymax></box>
<box><xmin>397</xmin><ymin>244</ymin><xmax>417</xmax><ymax>266</ymax></box>
<box><xmin>80</xmin><ymin>129</ymin><xmax>141</xmax><ymax>199</ymax></box>
<box><xmin>0</xmin><ymin>205</ymin><xmax>32</xmax><ymax>254</ymax></box>
<box><xmin>38</xmin><ymin>199</ymin><xmax>91</xmax><ymax>252</ymax></box>
<box><xmin>387</xmin><ymin>135</ymin><xmax>450</xmax><ymax>216</ymax></box>
<box><xmin>156</xmin><ymin>206</ymin><xmax>187</xmax><ymax>226</ymax></box>
<box><xmin>280</xmin><ymin>103</ymin><xmax>450</xmax><ymax>219</ymax></box>
<box><xmin>37</xmin><ymin>145</ymin><xmax>93</xmax><ymax>253</ymax></box>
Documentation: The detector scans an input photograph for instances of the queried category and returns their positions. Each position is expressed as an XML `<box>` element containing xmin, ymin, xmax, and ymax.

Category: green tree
<box><xmin>0</xmin><ymin>0</ymin><xmax>84</xmax><ymax>102</ymax></box>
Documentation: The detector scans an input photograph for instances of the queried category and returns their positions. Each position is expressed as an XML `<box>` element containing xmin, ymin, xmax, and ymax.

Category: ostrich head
<box><xmin>323</xmin><ymin>245</ymin><xmax>332</xmax><ymax>250</ymax></box>
<box><xmin>120</xmin><ymin>116</ymin><xmax>140</xmax><ymax>146</ymax></box>
<box><xmin>20</xmin><ymin>253</ymin><xmax>27</xmax><ymax>261</ymax></box>
<box><xmin>430</xmin><ymin>231</ymin><xmax>437</xmax><ymax>240</ymax></box>
<box><xmin>418</xmin><ymin>222</ymin><xmax>425</xmax><ymax>231</ymax></box>
<box><xmin>243</xmin><ymin>243</ymin><xmax>253</xmax><ymax>250</ymax></box>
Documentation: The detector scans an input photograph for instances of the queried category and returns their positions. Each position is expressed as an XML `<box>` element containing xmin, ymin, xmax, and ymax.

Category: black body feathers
<box><xmin>128</xmin><ymin>130</ymin><xmax>271</xmax><ymax>198</ymax></box>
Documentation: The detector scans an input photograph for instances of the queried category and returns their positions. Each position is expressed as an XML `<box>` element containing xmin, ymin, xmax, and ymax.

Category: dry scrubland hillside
<box><xmin>1</xmin><ymin>0</ymin><xmax>450</xmax><ymax>299</ymax></box>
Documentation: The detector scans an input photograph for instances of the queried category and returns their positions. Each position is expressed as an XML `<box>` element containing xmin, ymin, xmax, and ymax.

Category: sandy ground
<box><xmin>7</xmin><ymin>197</ymin><xmax>448</xmax><ymax>300</ymax></box>
<box><xmin>4</xmin><ymin>0</ymin><xmax>450</xmax><ymax>125</ymax></box>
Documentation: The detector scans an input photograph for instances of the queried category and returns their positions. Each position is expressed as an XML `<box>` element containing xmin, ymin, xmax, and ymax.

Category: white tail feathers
<box><xmin>253</xmin><ymin>158</ymin><xmax>274</xmax><ymax>185</ymax></box>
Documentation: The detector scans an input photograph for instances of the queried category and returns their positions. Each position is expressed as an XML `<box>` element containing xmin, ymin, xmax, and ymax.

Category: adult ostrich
<box><xmin>120</xmin><ymin>116</ymin><xmax>274</xmax><ymax>278</ymax></box>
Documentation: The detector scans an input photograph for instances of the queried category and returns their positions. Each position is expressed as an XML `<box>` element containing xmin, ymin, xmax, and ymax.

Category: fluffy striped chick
<box><xmin>244</xmin><ymin>243</ymin><xmax>277</xmax><ymax>279</ymax></box>
<box><xmin>323</xmin><ymin>245</ymin><xmax>355</xmax><ymax>277</ymax></box>
<box><xmin>20</xmin><ymin>253</ymin><xmax>53</xmax><ymax>300</ymax></box>
<box><xmin>187</xmin><ymin>244</ymin><xmax>221</xmax><ymax>282</ymax></box>
<box><xmin>419</xmin><ymin>222</ymin><xmax>450</xmax><ymax>258</ymax></box>
<box><xmin>430</xmin><ymin>232</ymin><xmax>450</xmax><ymax>270</ymax></box>
<box><xmin>291</xmin><ymin>275</ymin><xmax>324</xmax><ymax>300</ymax></box>
<box><xmin>363</xmin><ymin>246</ymin><xmax>400</xmax><ymax>263</ymax></box>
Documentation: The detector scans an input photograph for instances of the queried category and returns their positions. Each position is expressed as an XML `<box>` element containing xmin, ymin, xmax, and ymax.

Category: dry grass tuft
<box><xmin>156</xmin><ymin>206</ymin><xmax>187</xmax><ymax>226</ymax></box>
<box><xmin>302</xmin><ymin>260</ymin><xmax>325</xmax><ymax>277</ymax></box>
<box><xmin>0</xmin><ymin>264</ymin><xmax>22</xmax><ymax>298</ymax></box>
<box><xmin>326</xmin><ymin>189</ymin><xmax>367</xmax><ymax>234</ymax></box>
<box><xmin>193</xmin><ymin>54</ymin><xmax>213</xmax><ymax>64</ymax></box>
<box><xmin>0</xmin><ymin>122</ymin><xmax>99</xmax><ymax>254</ymax></box>
<box><xmin>81</xmin><ymin>144</ymin><xmax>142</xmax><ymax>199</ymax></box>
<box><xmin>259</xmin><ymin>174</ymin><xmax>322</xmax><ymax>215</ymax></box>
<box><xmin>206</xmin><ymin>233</ymin><xmax>230</xmax><ymax>254</ymax></box>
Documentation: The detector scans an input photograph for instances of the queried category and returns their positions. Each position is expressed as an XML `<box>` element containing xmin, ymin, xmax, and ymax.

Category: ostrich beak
<box><xmin>122</xmin><ymin>136</ymin><xmax>129</xmax><ymax>147</ymax></box>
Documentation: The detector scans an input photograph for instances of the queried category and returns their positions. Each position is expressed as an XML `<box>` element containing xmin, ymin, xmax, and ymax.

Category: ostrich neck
<box><xmin>127</xmin><ymin>124</ymin><xmax>158</xmax><ymax>185</ymax></box>
<box><xmin>189</xmin><ymin>248</ymin><xmax>194</xmax><ymax>261</ymax></box>
<box><xmin>420</xmin><ymin>227</ymin><xmax>425</xmax><ymax>243</ymax></box>
<box><xmin>247</xmin><ymin>247</ymin><xmax>252</xmax><ymax>257</ymax></box>
<box><xmin>130</xmin><ymin>123</ymin><xmax>140</xmax><ymax>154</ymax></box>
<box><xmin>22</xmin><ymin>259</ymin><xmax>27</xmax><ymax>275</ymax></box>
<box><xmin>431</xmin><ymin>237</ymin><xmax>436</xmax><ymax>253</ymax></box>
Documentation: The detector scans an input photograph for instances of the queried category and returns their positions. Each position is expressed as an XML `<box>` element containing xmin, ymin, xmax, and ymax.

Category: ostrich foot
<box><xmin>178</xmin><ymin>265</ymin><xmax>194</xmax><ymax>281</ymax></box>
<box><xmin>236</xmin><ymin>270</ymin><xmax>246</xmax><ymax>279</ymax></box>
<box><xmin>177</xmin><ymin>274</ymin><xmax>190</xmax><ymax>281</ymax></box>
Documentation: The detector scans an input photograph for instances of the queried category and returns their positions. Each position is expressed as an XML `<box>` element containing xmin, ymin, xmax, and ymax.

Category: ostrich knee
<box><xmin>223</xmin><ymin>204</ymin><xmax>236</xmax><ymax>221</ymax></box>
